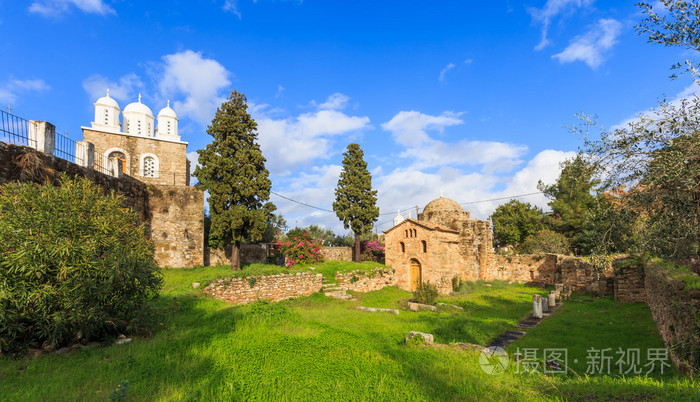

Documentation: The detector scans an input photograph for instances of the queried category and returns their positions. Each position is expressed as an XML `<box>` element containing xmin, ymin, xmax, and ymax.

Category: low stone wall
<box><xmin>321</xmin><ymin>246</ymin><xmax>352</xmax><ymax>261</ymax></box>
<box><xmin>614</xmin><ymin>266</ymin><xmax>646</xmax><ymax>303</ymax></box>
<box><xmin>205</xmin><ymin>244</ymin><xmax>276</xmax><ymax>266</ymax></box>
<box><xmin>489</xmin><ymin>254</ymin><xmax>558</xmax><ymax>283</ymax></box>
<box><xmin>644</xmin><ymin>263</ymin><xmax>700</xmax><ymax>377</ymax></box>
<box><xmin>336</xmin><ymin>268</ymin><xmax>397</xmax><ymax>292</ymax></box>
<box><xmin>204</xmin><ymin>272</ymin><xmax>323</xmax><ymax>304</ymax></box>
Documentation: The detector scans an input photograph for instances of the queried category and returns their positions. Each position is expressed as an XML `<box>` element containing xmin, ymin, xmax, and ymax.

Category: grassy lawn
<box><xmin>0</xmin><ymin>265</ymin><xmax>698</xmax><ymax>401</ymax></box>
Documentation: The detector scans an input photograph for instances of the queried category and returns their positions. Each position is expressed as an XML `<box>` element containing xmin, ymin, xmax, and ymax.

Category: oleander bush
<box><xmin>0</xmin><ymin>175</ymin><xmax>162</xmax><ymax>355</ymax></box>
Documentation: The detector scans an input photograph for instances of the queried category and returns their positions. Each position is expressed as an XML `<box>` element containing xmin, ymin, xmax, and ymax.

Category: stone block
<box><xmin>406</xmin><ymin>331</ymin><xmax>434</xmax><ymax>344</ymax></box>
<box><xmin>408</xmin><ymin>302</ymin><xmax>437</xmax><ymax>312</ymax></box>
<box><xmin>533</xmin><ymin>294</ymin><xmax>543</xmax><ymax>318</ymax></box>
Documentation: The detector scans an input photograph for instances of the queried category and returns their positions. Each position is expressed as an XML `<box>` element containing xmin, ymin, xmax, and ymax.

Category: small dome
<box><xmin>123</xmin><ymin>94</ymin><xmax>153</xmax><ymax>117</ymax></box>
<box><xmin>422</xmin><ymin>197</ymin><xmax>463</xmax><ymax>214</ymax></box>
<box><xmin>95</xmin><ymin>90</ymin><xmax>119</xmax><ymax>109</ymax></box>
<box><xmin>157</xmin><ymin>100</ymin><xmax>177</xmax><ymax>119</ymax></box>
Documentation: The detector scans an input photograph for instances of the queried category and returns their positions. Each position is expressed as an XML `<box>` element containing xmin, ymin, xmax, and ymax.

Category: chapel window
<box><xmin>400</xmin><ymin>242</ymin><xmax>405</xmax><ymax>253</ymax></box>
<box><xmin>143</xmin><ymin>156</ymin><xmax>156</xmax><ymax>178</ymax></box>
<box><xmin>422</xmin><ymin>240</ymin><xmax>427</xmax><ymax>253</ymax></box>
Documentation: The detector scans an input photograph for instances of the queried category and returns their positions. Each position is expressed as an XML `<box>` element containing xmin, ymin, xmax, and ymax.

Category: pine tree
<box><xmin>333</xmin><ymin>143</ymin><xmax>379</xmax><ymax>262</ymax></box>
<box><xmin>194</xmin><ymin>91</ymin><xmax>276</xmax><ymax>270</ymax></box>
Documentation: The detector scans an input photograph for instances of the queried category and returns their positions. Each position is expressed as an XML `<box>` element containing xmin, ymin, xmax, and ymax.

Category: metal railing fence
<box><xmin>0</xmin><ymin>110</ymin><xmax>34</xmax><ymax>148</ymax></box>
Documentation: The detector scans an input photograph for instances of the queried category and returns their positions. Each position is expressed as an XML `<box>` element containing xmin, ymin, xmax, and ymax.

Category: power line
<box><xmin>270</xmin><ymin>190</ymin><xmax>546</xmax><ymax>217</ymax></box>
<box><xmin>459</xmin><ymin>192</ymin><xmax>544</xmax><ymax>205</ymax></box>
<box><xmin>270</xmin><ymin>191</ymin><xmax>334</xmax><ymax>213</ymax></box>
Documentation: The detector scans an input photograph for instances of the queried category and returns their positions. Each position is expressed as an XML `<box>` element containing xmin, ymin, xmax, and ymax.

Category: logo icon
<box><xmin>479</xmin><ymin>346</ymin><xmax>509</xmax><ymax>375</ymax></box>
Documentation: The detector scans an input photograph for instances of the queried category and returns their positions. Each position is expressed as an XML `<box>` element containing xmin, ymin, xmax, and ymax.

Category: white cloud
<box><xmin>82</xmin><ymin>73</ymin><xmax>143</xmax><ymax>103</ymax></box>
<box><xmin>439</xmin><ymin>63</ymin><xmax>455</xmax><ymax>82</ymax></box>
<box><xmin>381</xmin><ymin>110</ymin><xmax>526</xmax><ymax>170</ymax></box>
<box><xmin>29</xmin><ymin>0</ymin><xmax>115</xmax><ymax>16</ymax></box>
<box><xmin>223</xmin><ymin>0</ymin><xmax>242</xmax><ymax>18</ymax></box>
<box><xmin>275</xmin><ymin>84</ymin><xmax>285</xmax><ymax>98</ymax></box>
<box><xmin>382</xmin><ymin>110</ymin><xmax>463</xmax><ymax>144</ymax></box>
<box><xmin>552</xmin><ymin>18</ymin><xmax>622</xmax><ymax>69</ymax></box>
<box><xmin>318</xmin><ymin>93</ymin><xmax>350</xmax><ymax>110</ymax></box>
<box><xmin>254</xmin><ymin>94</ymin><xmax>370</xmax><ymax>175</ymax></box>
<box><xmin>529</xmin><ymin>0</ymin><xmax>594</xmax><ymax>50</ymax></box>
<box><xmin>0</xmin><ymin>78</ymin><xmax>50</xmax><ymax>104</ymax></box>
<box><xmin>158</xmin><ymin>50</ymin><xmax>232</xmax><ymax>125</ymax></box>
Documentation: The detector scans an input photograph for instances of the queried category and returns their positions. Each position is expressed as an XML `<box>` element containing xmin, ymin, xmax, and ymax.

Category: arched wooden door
<box><xmin>410</xmin><ymin>259</ymin><xmax>422</xmax><ymax>291</ymax></box>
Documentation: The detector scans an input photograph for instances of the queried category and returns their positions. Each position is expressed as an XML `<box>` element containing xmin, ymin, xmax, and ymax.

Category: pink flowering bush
<box><xmin>360</xmin><ymin>240</ymin><xmax>385</xmax><ymax>262</ymax></box>
<box><xmin>275</xmin><ymin>231</ymin><xmax>324</xmax><ymax>268</ymax></box>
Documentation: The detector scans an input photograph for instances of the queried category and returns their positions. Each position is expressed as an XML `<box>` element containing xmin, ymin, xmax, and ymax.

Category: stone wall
<box><xmin>0</xmin><ymin>142</ymin><xmax>204</xmax><ymax>268</ymax></box>
<box><xmin>203</xmin><ymin>273</ymin><xmax>323</xmax><ymax>304</ymax></box>
<box><xmin>489</xmin><ymin>254</ymin><xmax>559</xmax><ymax>283</ymax></box>
<box><xmin>148</xmin><ymin>185</ymin><xmax>204</xmax><ymax>268</ymax></box>
<box><xmin>614</xmin><ymin>266</ymin><xmax>646</xmax><ymax>303</ymax></box>
<box><xmin>321</xmin><ymin>246</ymin><xmax>352</xmax><ymax>261</ymax></box>
<box><xmin>644</xmin><ymin>263</ymin><xmax>700</xmax><ymax>376</ymax></box>
<box><xmin>335</xmin><ymin>268</ymin><xmax>397</xmax><ymax>292</ymax></box>
<box><xmin>204</xmin><ymin>244</ymin><xmax>275</xmax><ymax>266</ymax></box>
<box><xmin>83</xmin><ymin>128</ymin><xmax>189</xmax><ymax>186</ymax></box>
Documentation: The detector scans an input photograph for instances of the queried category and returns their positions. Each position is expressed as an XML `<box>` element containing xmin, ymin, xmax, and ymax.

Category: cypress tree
<box><xmin>333</xmin><ymin>143</ymin><xmax>379</xmax><ymax>262</ymax></box>
<box><xmin>194</xmin><ymin>91</ymin><xmax>276</xmax><ymax>270</ymax></box>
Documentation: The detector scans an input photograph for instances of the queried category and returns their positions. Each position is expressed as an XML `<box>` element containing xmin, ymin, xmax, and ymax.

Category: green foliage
<box><xmin>275</xmin><ymin>230</ymin><xmax>324</xmax><ymax>268</ymax></box>
<box><xmin>247</xmin><ymin>277</ymin><xmax>257</xmax><ymax>288</ymax></box>
<box><xmin>520</xmin><ymin>229</ymin><xmax>571</xmax><ymax>254</ymax></box>
<box><xmin>577</xmin><ymin>98</ymin><xmax>700</xmax><ymax>259</ymax></box>
<box><xmin>0</xmin><ymin>176</ymin><xmax>162</xmax><ymax>355</ymax></box>
<box><xmin>538</xmin><ymin>155</ymin><xmax>600</xmax><ymax>254</ymax></box>
<box><xmin>490</xmin><ymin>200</ymin><xmax>546</xmax><ymax>248</ymax></box>
<box><xmin>194</xmin><ymin>90</ymin><xmax>276</xmax><ymax>268</ymax></box>
<box><xmin>350</xmin><ymin>275</ymin><xmax>359</xmax><ymax>284</ymax></box>
<box><xmin>636</xmin><ymin>1</ymin><xmax>700</xmax><ymax>80</ymax></box>
<box><xmin>333</xmin><ymin>143</ymin><xmax>379</xmax><ymax>261</ymax></box>
<box><xmin>258</xmin><ymin>214</ymin><xmax>286</xmax><ymax>244</ymax></box>
<box><xmin>412</xmin><ymin>282</ymin><xmax>438</xmax><ymax>305</ymax></box>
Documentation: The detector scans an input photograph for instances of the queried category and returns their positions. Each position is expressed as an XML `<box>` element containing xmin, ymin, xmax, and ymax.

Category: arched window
<box><xmin>400</xmin><ymin>242</ymin><xmax>405</xmax><ymax>253</ymax></box>
<box><xmin>405</xmin><ymin>230</ymin><xmax>409</xmax><ymax>238</ymax></box>
<box><xmin>143</xmin><ymin>156</ymin><xmax>156</xmax><ymax>177</ymax></box>
<box><xmin>422</xmin><ymin>240</ymin><xmax>427</xmax><ymax>253</ymax></box>
<box><xmin>108</xmin><ymin>151</ymin><xmax>127</xmax><ymax>173</ymax></box>
<box><xmin>140</xmin><ymin>153</ymin><xmax>160</xmax><ymax>178</ymax></box>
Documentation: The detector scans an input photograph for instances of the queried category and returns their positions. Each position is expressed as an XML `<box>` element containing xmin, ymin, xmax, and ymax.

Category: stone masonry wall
<box><xmin>644</xmin><ymin>263</ymin><xmax>700</xmax><ymax>377</ymax></box>
<box><xmin>204</xmin><ymin>273</ymin><xmax>323</xmax><ymax>304</ymax></box>
<box><xmin>489</xmin><ymin>254</ymin><xmax>559</xmax><ymax>283</ymax></box>
<box><xmin>321</xmin><ymin>246</ymin><xmax>352</xmax><ymax>261</ymax></box>
<box><xmin>335</xmin><ymin>268</ymin><xmax>397</xmax><ymax>292</ymax></box>
<box><xmin>148</xmin><ymin>185</ymin><xmax>203</xmax><ymax>268</ymax></box>
<box><xmin>614</xmin><ymin>266</ymin><xmax>646</xmax><ymax>303</ymax></box>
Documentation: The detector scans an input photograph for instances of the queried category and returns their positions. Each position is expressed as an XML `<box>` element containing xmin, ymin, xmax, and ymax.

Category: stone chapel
<box><xmin>81</xmin><ymin>91</ymin><xmax>190</xmax><ymax>186</ymax></box>
<box><xmin>383</xmin><ymin>196</ymin><xmax>494</xmax><ymax>294</ymax></box>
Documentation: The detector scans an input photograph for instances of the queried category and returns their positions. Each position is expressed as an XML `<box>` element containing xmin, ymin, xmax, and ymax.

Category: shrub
<box><xmin>360</xmin><ymin>240</ymin><xmax>385</xmax><ymax>262</ymax></box>
<box><xmin>275</xmin><ymin>231</ymin><xmax>324</xmax><ymax>268</ymax></box>
<box><xmin>412</xmin><ymin>282</ymin><xmax>438</xmax><ymax>305</ymax></box>
<box><xmin>0</xmin><ymin>175</ymin><xmax>162</xmax><ymax>355</ymax></box>
<box><xmin>519</xmin><ymin>229</ymin><xmax>571</xmax><ymax>254</ymax></box>
<box><xmin>451</xmin><ymin>275</ymin><xmax>462</xmax><ymax>292</ymax></box>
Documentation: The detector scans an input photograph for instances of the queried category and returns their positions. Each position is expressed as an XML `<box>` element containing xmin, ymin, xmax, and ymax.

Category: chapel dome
<box><xmin>123</xmin><ymin>95</ymin><xmax>153</xmax><ymax>117</ymax></box>
<box><xmin>95</xmin><ymin>91</ymin><xmax>119</xmax><ymax>109</ymax></box>
<box><xmin>157</xmin><ymin>101</ymin><xmax>178</xmax><ymax>119</ymax></box>
<box><xmin>422</xmin><ymin>197</ymin><xmax>463</xmax><ymax>214</ymax></box>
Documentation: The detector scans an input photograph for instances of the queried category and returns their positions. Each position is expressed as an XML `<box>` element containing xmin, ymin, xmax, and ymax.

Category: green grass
<box><xmin>653</xmin><ymin>260</ymin><xmax>700</xmax><ymax>290</ymax></box>
<box><xmin>0</xmin><ymin>267</ymin><xmax>698</xmax><ymax>401</ymax></box>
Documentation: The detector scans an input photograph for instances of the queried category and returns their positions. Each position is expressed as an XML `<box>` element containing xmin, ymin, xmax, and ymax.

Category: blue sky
<box><xmin>0</xmin><ymin>0</ymin><xmax>695</xmax><ymax>233</ymax></box>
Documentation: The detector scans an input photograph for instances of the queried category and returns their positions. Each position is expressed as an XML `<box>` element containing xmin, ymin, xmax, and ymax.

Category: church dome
<box><xmin>422</xmin><ymin>197</ymin><xmax>463</xmax><ymax>214</ymax></box>
<box><xmin>123</xmin><ymin>95</ymin><xmax>153</xmax><ymax>117</ymax></box>
<box><xmin>157</xmin><ymin>101</ymin><xmax>178</xmax><ymax>119</ymax></box>
<box><xmin>95</xmin><ymin>90</ymin><xmax>119</xmax><ymax>109</ymax></box>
